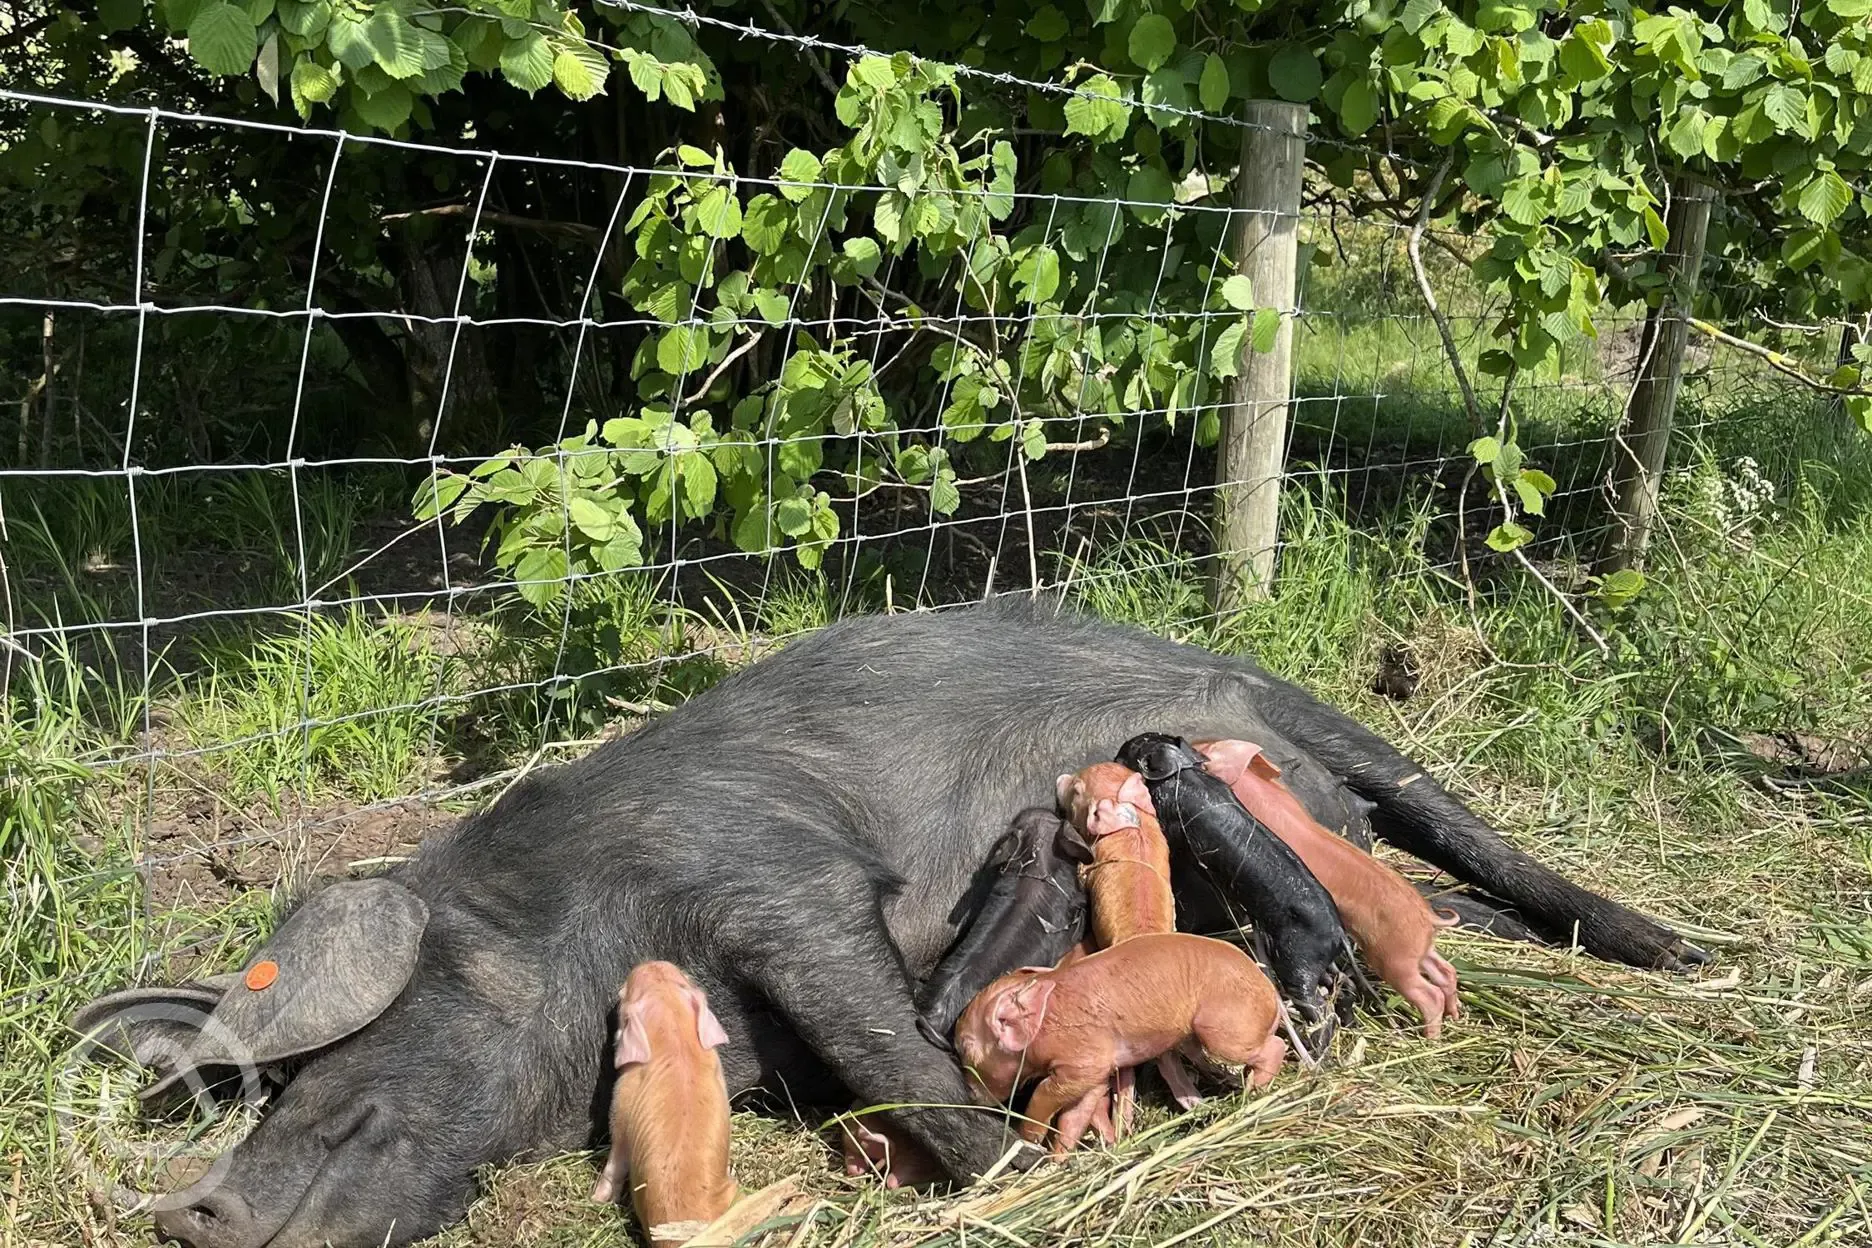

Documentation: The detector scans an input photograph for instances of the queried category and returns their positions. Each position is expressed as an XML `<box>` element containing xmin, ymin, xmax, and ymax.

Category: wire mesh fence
<box><xmin>0</xmin><ymin>10</ymin><xmax>1862</xmax><ymax>933</ymax></box>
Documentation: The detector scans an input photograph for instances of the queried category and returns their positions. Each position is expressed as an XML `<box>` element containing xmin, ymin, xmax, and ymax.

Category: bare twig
<box><xmin>752</xmin><ymin>0</ymin><xmax>842</xmax><ymax>97</ymax></box>
<box><xmin>381</xmin><ymin>203</ymin><xmax>603</xmax><ymax>245</ymax></box>
<box><xmin>683</xmin><ymin>330</ymin><xmax>765</xmax><ymax>405</ymax></box>
<box><xmin>1688</xmin><ymin>318</ymin><xmax>1870</xmax><ymax>398</ymax></box>
<box><xmin>1406</xmin><ymin>153</ymin><xmax>1484</xmax><ymax>436</ymax></box>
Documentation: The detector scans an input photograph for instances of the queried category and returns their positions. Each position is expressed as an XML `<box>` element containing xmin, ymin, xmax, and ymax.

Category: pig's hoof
<box><xmin>1660</xmin><ymin>938</ymin><xmax>1712</xmax><ymax>971</ymax></box>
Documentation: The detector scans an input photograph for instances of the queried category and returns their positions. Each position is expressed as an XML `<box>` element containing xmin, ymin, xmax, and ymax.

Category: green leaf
<box><xmin>352</xmin><ymin>82</ymin><xmax>411</xmax><ymax>132</ymax></box>
<box><xmin>568</xmin><ymin>495</ymin><xmax>616</xmax><ymax>542</ymax></box>
<box><xmin>657</xmin><ymin>325</ymin><xmax>708</xmax><ymax>374</ymax></box>
<box><xmin>1468</xmin><ymin>435</ymin><xmax>1501</xmax><ymax>463</ymax></box>
<box><xmin>1220</xmin><ymin>274</ymin><xmax>1254</xmax><ymax>310</ymax></box>
<box><xmin>694</xmin><ymin>185</ymin><xmax>742</xmax><ymax>239</ymax></box>
<box><xmin>777</xmin><ymin>149</ymin><xmax>822</xmax><ymax>201</ymax></box>
<box><xmin>513</xmin><ymin>546</ymin><xmax>568</xmax><ymax>607</ymax></box>
<box><xmin>1064</xmin><ymin>74</ymin><xmax>1130</xmax><ymax>142</ymax></box>
<box><xmin>1485</xmin><ymin>521</ymin><xmax>1533</xmax><ymax>552</ymax></box>
<box><xmin>1513</xmin><ymin>478</ymin><xmax>1547</xmax><ymax>515</ymax></box>
<box><xmin>1022</xmin><ymin>420</ymin><xmax>1048</xmax><ymax>460</ymax></box>
<box><xmin>1267</xmin><ymin>45</ymin><xmax>1322</xmax><ymax>102</ymax></box>
<box><xmin>740</xmin><ymin>194</ymin><xmax>791</xmax><ymax>255</ymax></box>
<box><xmin>500</xmin><ymin>32</ymin><xmax>554</xmax><ymax>93</ymax></box>
<box><xmin>277</xmin><ymin>0</ymin><xmax>327</xmax><ymax>36</ymax></box>
<box><xmin>1128</xmin><ymin>13</ymin><xmax>1177</xmax><ymax>73</ymax></box>
<box><xmin>841</xmin><ymin>236</ymin><xmax>882</xmax><ymax>278</ymax></box>
<box><xmin>1477</xmin><ymin>349</ymin><xmax>1515</xmax><ymax>378</ymax></box>
<box><xmin>929</xmin><ymin>471</ymin><xmax>961</xmax><ymax>515</ymax></box>
<box><xmin>554</xmin><ymin>45</ymin><xmax>609</xmax><ymax>100</ymax></box>
<box><xmin>1125</xmin><ymin>164</ymin><xmax>1174</xmax><ymax>222</ymax></box>
<box><xmin>1796</xmin><ymin>171</ymin><xmax>1852</xmax><ymax>226</ymax></box>
<box><xmin>1028</xmin><ymin>4</ymin><xmax>1069</xmax><ymax>41</ymax></box>
<box><xmin>1722</xmin><ymin>53</ymin><xmax>1766</xmax><ymax>90</ymax></box>
<box><xmin>1592</xmin><ymin>567</ymin><xmax>1645</xmax><ymax>609</ymax></box>
<box><xmin>1198</xmin><ymin>53</ymin><xmax>1230</xmax><ymax>112</ymax></box>
<box><xmin>1521</xmin><ymin>467</ymin><xmax>1557</xmax><ymax>494</ymax></box>
<box><xmin>754</xmin><ymin>289</ymin><xmax>790</xmax><ymax>325</ymax></box>
<box><xmin>187</xmin><ymin>2</ymin><xmax>257</xmax><ymax>76</ymax></box>
<box><xmin>1761</xmin><ymin>83</ymin><xmax>1806</xmax><ymax>133</ymax></box>
<box><xmin>365</xmin><ymin>9</ymin><xmax>422</xmax><ymax>78</ymax></box>
<box><xmin>1643</xmin><ymin>204</ymin><xmax>1668</xmax><ymax>250</ymax></box>
<box><xmin>1559</xmin><ymin>30</ymin><xmax>1612</xmax><ymax>81</ymax></box>
<box><xmin>1501</xmin><ymin>178</ymin><xmax>1545</xmax><ymax>226</ymax></box>
<box><xmin>1209</xmin><ymin>318</ymin><xmax>1247</xmax><ymax>379</ymax></box>
<box><xmin>1337</xmin><ymin>76</ymin><xmax>1378</xmax><ymax>135</ymax></box>
<box><xmin>413</xmin><ymin>473</ymin><xmax>472</xmax><ymax>521</ymax></box>
<box><xmin>1401</xmin><ymin>0</ymin><xmax>1441</xmax><ymax>34</ymax></box>
<box><xmin>255</xmin><ymin>29</ymin><xmax>280</xmax><ymax>102</ymax></box>
<box><xmin>676</xmin><ymin>453</ymin><xmax>717</xmax><ymax>518</ymax></box>
<box><xmin>1014</xmin><ymin>245</ymin><xmax>1061</xmax><ymax>303</ymax></box>
<box><xmin>852</xmin><ymin>55</ymin><xmax>896</xmax><ymax>89</ymax></box>
<box><xmin>775</xmin><ymin>495</ymin><xmax>814</xmax><ymax>537</ymax></box>
<box><xmin>289</xmin><ymin>55</ymin><xmax>336</xmax><ymax>114</ymax></box>
<box><xmin>1667</xmin><ymin>109</ymin><xmax>1705</xmax><ymax>159</ymax></box>
<box><xmin>1846</xmin><ymin>393</ymin><xmax>1872</xmax><ymax>434</ymax></box>
<box><xmin>1250</xmin><ymin>307</ymin><xmax>1280</xmax><ymax>353</ymax></box>
<box><xmin>595</xmin><ymin>519</ymin><xmax>644</xmax><ymax>572</ymax></box>
<box><xmin>874</xmin><ymin>191</ymin><xmax>907</xmax><ymax>246</ymax></box>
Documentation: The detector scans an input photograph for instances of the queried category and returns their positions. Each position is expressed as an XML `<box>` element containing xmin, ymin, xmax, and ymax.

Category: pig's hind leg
<box><xmin>1234</xmin><ymin>672</ymin><xmax>1709</xmax><ymax>973</ymax></box>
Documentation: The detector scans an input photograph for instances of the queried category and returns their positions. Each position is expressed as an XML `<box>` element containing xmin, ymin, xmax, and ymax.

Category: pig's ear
<box><xmin>1117</xmin><ymin>773</ymin><xmax>1155</xmax><ymax>813</ymax></box>
<box><xmin>687</xmin><ymin>990</ymin><xmax>730</xmax><ymax>1051</ymax></box>
<box><xmin>1054</xmin><ymin>774</ymin><xmax>1077</xmax><ymax>812</ymax></box>
<box><xmin>74</xmin><ymin>877</ymin><xmax>431</xmax><ymax>1103</ymax></box>
<box><xmin>990</xmin><ymin>979</ymin><xmax>1055</xmax><ymax>1053</ymax></box>
<box><xmin>615</xmin><ymin>1001</ymin><xmax>654</xmax><ymax>1067</ymax></box>
<box><xmin>1053</xmin><ymin>820</ymin><xmax>1094</xmax><ymax>864</ymax></box>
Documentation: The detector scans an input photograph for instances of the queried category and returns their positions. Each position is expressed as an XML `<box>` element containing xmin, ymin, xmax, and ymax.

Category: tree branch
<box><xmin>1407</xmin><ymin>152</ymin><xmax>1485</xmax><ymax>436</ymax></box>
<box><xmin>381</xmin><ymin>203</ymin><xmax>603</xmax><ymax>245</ymax></box>
<box><xmin>751</xmin><ymin>0</ymin><xmax>842</xmax><ymax>98</ymax></box>
<box><xmin>1687</xmin><ymin>317</ymin><xmax>1869</xmax><ymax>397</ymax></box>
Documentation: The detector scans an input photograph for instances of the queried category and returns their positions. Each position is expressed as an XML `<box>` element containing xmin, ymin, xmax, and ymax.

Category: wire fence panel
<box><xmin>0</xmin><ymin>19</ymin><xmax>1861</xmax><ymax>935</ymax></box>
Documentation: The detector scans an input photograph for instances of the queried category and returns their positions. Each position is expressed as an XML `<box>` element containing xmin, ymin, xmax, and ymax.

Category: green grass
<box><xmin>6</xmin><ymin>310</ymin><xmax>1872</xmax><ymax>1244</ymax></box>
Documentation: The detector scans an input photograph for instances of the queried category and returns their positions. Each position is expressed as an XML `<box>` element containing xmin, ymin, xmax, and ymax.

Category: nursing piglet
<box><xmin>1115</xmin><ymin>732</ymin><xmax>1351</xmax><ymax>1027</ymax></box>
<box><xmin>916</xmin><ymin>808</ymin><xmax>1093</xmax><ymax>1048</ymax></box>
<box><xmin>1195</xmin><ymin>738</ymin><xmax>1461</xmax><ymax>1036</ymax></box>
<box><xmin>954</xmin><ymin>933</ymin><xmax>1285</xmax><ymax>1154</ymax></box>
<box><xmin>1055</xmin><ymin>762</ymin><xmax>1174</xmax><ymax>947</ymax></box>
<box><xmin>592</xmin><ymin>961</ymin><xmax>737</xmax><ymax>1247</ymax></box>
<box><xmin>1057</xmin><ymin>763</ymin><xmax>1209</xmax><ymax>1124</ymax></box>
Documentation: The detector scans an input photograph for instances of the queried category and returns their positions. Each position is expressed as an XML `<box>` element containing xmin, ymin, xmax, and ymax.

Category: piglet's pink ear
<box><xmin>688</xmin><ymin>988</ymin><xmax>729</xmax><ymax>1050</ymax></box>
<box><xmin>1117</xmin><ymin>773</ymin><xmax>1154</xmax><ymax>813</ymax></box>
<box><xmin>989</xmin><ymin>979</ymin><xmax>1055</xmax><ymax>1054</ymax></box>
<box><xmin>614</xmin><ymin>1001</ymin><xmax>653</xmax><ymax>1068</ymax></box>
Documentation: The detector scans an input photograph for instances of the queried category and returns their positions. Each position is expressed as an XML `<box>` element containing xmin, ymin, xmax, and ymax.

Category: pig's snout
<box><xmin>152</xmin><ymin>1184</ymin><xmax>256</xmax><ymax>1248</ymax></box>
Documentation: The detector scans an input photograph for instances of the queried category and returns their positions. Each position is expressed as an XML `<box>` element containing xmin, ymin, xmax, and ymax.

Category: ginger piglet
<box><xmin>1057</xmin><ymin>763</ymin><xmax>1203</xmax><ymax>1131</ymax></box>
<box><xmin>1193</xmin><ymin>738</ymin><xmax>1461</xmax><ymax>1037</ymax></box>
<box><xmin>592</xmin><ymin>961</ymin><xmax>737</xmax><ymax>1247</ymax></box>
<box><xmin>1056</xmin><ymin>763</ymin><xmax>1175</xmax><ymax>948</ymax></box>
<box><xmin>953</xmin><ymin>933</ymin><xmax>1286</xmax><ymax>1155</ymax></box>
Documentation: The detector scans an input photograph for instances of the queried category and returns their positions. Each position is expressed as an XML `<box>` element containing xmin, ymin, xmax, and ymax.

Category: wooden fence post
<box><xmin>1212</xmin><ymin>101</ymin><xmax>1308</xmax><ymax>613</ymax></box>
<box><xmin>1601</xmin><ymin>175</ymin><xmax>1716</xmax><ymax>574</ymax></box>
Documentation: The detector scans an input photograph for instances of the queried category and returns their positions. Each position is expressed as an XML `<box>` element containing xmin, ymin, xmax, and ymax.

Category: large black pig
<box><xmin>73</xmin><ymin>601</ymin><xmax>1704</xmax><ymax>1248</ymax></box>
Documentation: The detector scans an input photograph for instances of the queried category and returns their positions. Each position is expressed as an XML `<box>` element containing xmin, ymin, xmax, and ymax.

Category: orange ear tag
<box><xmin>245</xmin><ymin>960</ymin><xmax>280</xmax><ymax>991</ymax></box>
